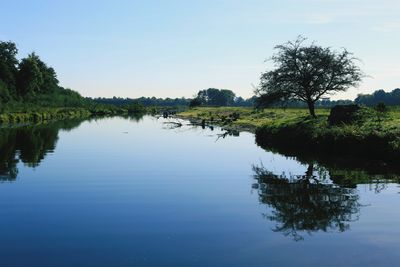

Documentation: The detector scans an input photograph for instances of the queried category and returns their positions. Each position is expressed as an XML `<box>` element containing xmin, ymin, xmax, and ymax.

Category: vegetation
<box><xmin>178</xmin><ymin>106</ymin><xmax>400</xmax><ymax>161</ymax></box>
<box><xmin>355</xmin><ymin>88</ymin><xmax>400</xmax><ymax>106</ymax></box>
<box><xmin>255</xmin><ymin>106</ymin><xmax>400</xmax><ymax>161</ymax></box>
<box><xmin>92</xmin><ymin>96</ymin><xmax>191</xmax><ymax>107</ymax></box>
<box><xmin>2</xmin><ymin>38</ymin><xmax>399</xmax><ymax>164</ymax></box>
<box><xmin>255</xmin><ymin>36</ymin><xmax>363</xmax><ymax>117</ymax></box>
<box><xmin>92</xmin><ymin>89</ymin><xmax>256</xmax><ymax>108</ymax></box>
<box><xmin>190</xmin><ymin>88</ymin><xmax>255</xmax><ymax>107</ymax></box>
<box><xmin>0</xmin><ymin>41</ymin><xmax>152</xmax><ymax>123</ymax></box>
<box><xmin>179</xmin><ymin>106</ymin><xmax>329</xmax><ymax>130</ymax></box>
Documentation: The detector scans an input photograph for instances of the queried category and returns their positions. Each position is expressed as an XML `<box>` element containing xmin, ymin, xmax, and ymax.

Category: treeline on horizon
<box><xmin>92</xmin><ymin>88</ymin><xmax>400</xmax><ymax>108</ymax></box>
<box><xmin>1</xmin><ymin>40</ymin><xmax>399</xmax><ymax>111</ymax></box>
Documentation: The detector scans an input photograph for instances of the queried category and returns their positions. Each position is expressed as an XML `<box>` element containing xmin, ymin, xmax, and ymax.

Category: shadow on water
<box><xmin>0</xmin><ymin>119</ymin><xmax>88</xmax><ymax>181</ymax></box>
<box><xmin>255</xmin><ymin>131</ymin><xmax>400</xmax><ymax>185</ymax></box>
<box><xmin>252</xmin><ymin>131</ymin><xmax>400</xmax><ymax>241</ymax></box>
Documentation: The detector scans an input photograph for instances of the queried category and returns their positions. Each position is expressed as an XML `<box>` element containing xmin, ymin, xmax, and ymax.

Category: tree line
<box><xmin>92</xmin><ymin>90</ymin><xmax>256</xmax><ymax>107</ymax></box>
<box><xmin>355</xmin><ymin>88</ymin><xmax>400</xmax><ymax>106</ymax></box>
<box><xmin>0</xmin><ymin>41</ymin><xmax>89</xmax><ymax>108</ymax></box>
<box><xmin>2</xmin><ymin>39</ymin><xmax>398</xmax><ymax>113</ymax></box>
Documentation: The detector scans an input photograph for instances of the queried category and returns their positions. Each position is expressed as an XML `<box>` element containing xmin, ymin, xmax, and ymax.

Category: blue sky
<box><xmin>1</xmin><ymin>0</ymin><xmax>399</xmax><ymax>99</ymax></box>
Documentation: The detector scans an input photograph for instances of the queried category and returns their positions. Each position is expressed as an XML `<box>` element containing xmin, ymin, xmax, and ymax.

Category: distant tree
<box><xmin>355</xmin><ymin>88</ymin><xmax>400</xmax><ymax>106</ymax></box>
<box><xmin>256</xmin><ymin>36</ymin><xmax>364</xmax><ymax>117</ymax></box>
<box><xmin>195</xmin><ymin>88</ymin><xmax>236</xmax><ymax>106</ymax></box>
<box><xmin>189</xmin><ymin>97</ymin><xmax>202</xmax><ymax>108</ymax></box>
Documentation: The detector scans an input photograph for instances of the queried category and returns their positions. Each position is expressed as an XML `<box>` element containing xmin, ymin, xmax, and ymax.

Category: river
<box><xmin>0</xmin><ymin>115</ymin><xmax>399</xmax><ymax>267</ymax></box>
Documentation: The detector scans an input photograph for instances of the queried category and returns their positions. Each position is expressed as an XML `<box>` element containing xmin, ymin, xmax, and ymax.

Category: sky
<box><xmin>0</xmin><ymin>0</ymin><xmax>399</xmax><ymax>100</ymax></box>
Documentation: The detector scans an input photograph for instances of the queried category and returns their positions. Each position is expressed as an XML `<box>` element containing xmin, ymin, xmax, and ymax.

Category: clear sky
<box><xmin>0</xmin><ymin>0</ymin><xmax>399</xmax><ymax>99</ymax></box>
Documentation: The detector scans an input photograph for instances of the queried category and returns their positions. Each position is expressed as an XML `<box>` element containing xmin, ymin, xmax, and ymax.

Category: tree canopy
<box><xmin>0</xmin><ymin>40</ymin><xmax>88</xmax><ymax>107</ymax></box>
<box><xmin>189</xmin><ymin>88</ymin><xmax>254</xmax><ymax>107</ymax></box>
<box><xmin>256</xmin><ymin>36</ymin><xmax>364</xmax><ymax>117</ymax></box>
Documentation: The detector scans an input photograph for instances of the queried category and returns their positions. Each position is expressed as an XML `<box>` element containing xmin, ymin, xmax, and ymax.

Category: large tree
<box><xmin>256</xmin><ymin>37</ymin><xmax>364</xmax><ymax>117</ymax></box>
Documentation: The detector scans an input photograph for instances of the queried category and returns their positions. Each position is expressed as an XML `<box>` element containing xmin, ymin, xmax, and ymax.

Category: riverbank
<box><xmin>0</xmin><ymin>105</ymin><xmax>144</xmax><ymax>125</ymax></box>
<box><xmin>178</xmin><ymin>107</ymin><xmax>400</xmax><ymax>161</ymax></box>
<box><xmin>0</xmin><ymin>104</ymin><xmax>183</xmax><ymax>125</ymax></box>
<box><xmin>178</xmin><ymin>107</ymin><xmax>330</xmax><ymax>132</ymax></box>
<box><xmin>0</xmin><ymin>108</ymin><xmax>94</xmax><ymax>124</ymax></box>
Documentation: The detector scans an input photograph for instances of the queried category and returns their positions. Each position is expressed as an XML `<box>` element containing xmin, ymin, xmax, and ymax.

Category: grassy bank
<box><xmin>0</xmin><ymin>103</ymin><xmax>182</xmax><ymax>125</ymax></box>
<box><xmin>0</xmin><ymin>108</ymin><xmax>94</xmax><ymax>124</ymax></box>
<box><xmin>178</xmin><ymin>107</ymin><xmax>330</xmax><ymax>131</ymax></box>
<box><xmin>0</xmin><ymin>104</ymin><xmax>147</xmax><ymax>124</ymax></box>
<box><xmin>178</xmin><ymin>106</ymin><xmax>400</xmax><ymax>161</ymax></box>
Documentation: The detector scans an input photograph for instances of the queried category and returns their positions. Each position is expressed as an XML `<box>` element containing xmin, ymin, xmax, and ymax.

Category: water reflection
<box><xmin>255</xmin><ymin>131</ymin><xmax>400</xmax><ymax>181</ymax></box>
<box><xmin>0</xmin><ymin>119</ymin><xmax>86</xmax><ymax>181</ymax></box>
<box><xmin>252</xmin><ymin>163</ymin><xmax>362</xmax><ymax>241</ymax></box>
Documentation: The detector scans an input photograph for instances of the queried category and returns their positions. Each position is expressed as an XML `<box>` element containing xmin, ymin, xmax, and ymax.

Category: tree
<box><xmin>36</xmin><ymin>58</ymin><xmax>59</xmax><ymax>94</ymax></box>
<box><xmin>0</xmin><ymin>41</ymin><xmax>19</xmax><ymax>97</ymax></box>
<box><xmin>16</xmin><ymin>53</ymin><xmax>43</xmax><ymax>98</ymax></box>
<box><xmin>195</xmin><ymin>88</ymin><xmax>236</xmax><ymax>106</ymax></box>
<box><xmin>256</xmin><ymin>36</ymin><xmax>364</xmax><ymax>117</ymax></box>
<box><xmin>0</xmin><ymin>80</ymin><xmax>12</xmax><ymax>102</ymax></box>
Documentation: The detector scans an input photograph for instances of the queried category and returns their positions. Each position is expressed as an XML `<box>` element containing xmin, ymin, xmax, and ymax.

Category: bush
<box><xmin>328</xmin><ymin>105</ymin><xmax>360</xmax><ymax>125</ymax></box>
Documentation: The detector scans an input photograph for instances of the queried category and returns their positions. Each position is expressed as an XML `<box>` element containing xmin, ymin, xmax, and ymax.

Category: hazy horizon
<box><xmin>1</xmin><ymin>0</ymin><xmax>399</xmax><ymax>100</ymax></box>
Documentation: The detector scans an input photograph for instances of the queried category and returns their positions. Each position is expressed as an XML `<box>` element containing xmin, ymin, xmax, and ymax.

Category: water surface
<box><xmin>0</xmin><ymin>116</ymin><xmax>399</xmax><ymax>267</ymax></box>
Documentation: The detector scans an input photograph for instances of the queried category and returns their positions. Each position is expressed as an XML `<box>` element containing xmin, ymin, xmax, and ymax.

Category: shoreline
<box><xmin>177</xmin><ymin>107</ymin><xmax>400</xmax><ymax>164</ymax></box>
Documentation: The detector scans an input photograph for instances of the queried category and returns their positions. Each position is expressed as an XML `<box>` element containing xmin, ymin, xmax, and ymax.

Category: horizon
<box><xmin>1</xmin><ymin>0</ymin><xmax>399</xmax><ymax>100</ymax></box>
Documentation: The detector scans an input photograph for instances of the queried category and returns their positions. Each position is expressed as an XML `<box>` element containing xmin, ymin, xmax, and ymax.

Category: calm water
<box><xmin>0</xmin><ymin>116</ymin><xmax>399</xmax><ymax>267</ymax></box>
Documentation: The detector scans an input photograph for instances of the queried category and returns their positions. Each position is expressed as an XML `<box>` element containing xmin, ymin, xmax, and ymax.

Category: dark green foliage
<box><xmin>16</xmin><ymin>53</ymin><xmax>44</xmax><ymax>97</ymax></box>
<box><xmin>255</xmin><ymin>107</ymin><xmax>400</xmax><ymax>162</ymax></box>
<box><xmin>126</xmin><ymin>103</ymin><xmax>145</xmax><ymax>114</ymax></box>
<box><xmin>16</xmin><ymin>52</ymin><xmax>60</xmax><ymax>98</ymax></box>
<box><xmin>328</xmin><ymin>105</ymin><xmax>360</xmax><ymax>126</ymax></box>
<box><xmin>194</xmin><ymin>88</ymin><xmax>236</xmax><ymax>106</ymax></box>
<box><xmin>0</xmin><ymin>41</ymin><xmax>18</xmax><ymax>97</ymax></box>
<box><xmin>93</xmin><ymin>96</ymin><xmax>190</xmax><ymax>107</ymax></box>
<box><xmin>256</xmin><ymin>36</ymin><xmax>363</xmax><ymax>117</ymax></box>
<box><xmin>376</xmin><ymin>102</ymin><xmax>387</xmax><ymax>113</ymax></box>
<box><xmin>189</xmin><ymin>97</ymin><xmax>202</xmax><ymax>108</ymax></box>
<box><xmin>261</xmin><ymin>98</ymin><xmax>354</xmax><ymax>109</ymax></box>
<box><xmin>93</xmin><ymin>92</ymin><xmax>255</xmax><ymax>108</ymax></box>
<box><xmin>355</xmin><ymin>89</ymin><xmax>400</xmax><ymax>106</ymax></box>
<box><xmin>0</xmin><ymin>80</ymin><xmax>12</xmax><ymax>103</ymax></box>
<box><xmin>0</xmin><ymin>41</ymin><xmax>90</xmax><ymax>109</ymax></box>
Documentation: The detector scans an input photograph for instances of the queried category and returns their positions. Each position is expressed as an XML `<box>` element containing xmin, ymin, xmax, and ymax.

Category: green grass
<box><xmin>0</xmin><ymin>100</ymin><xmax>154</xmax><ymax>124</ymax></box>
<box><xmin>179</xmin><ymin>106</ymin><xmax>330</xmax><ymax>129</ymax></box>
<box><xmin>0</xmin><ymin>108</ymin><xmax>92</xmax><ymax>124</ymax></box>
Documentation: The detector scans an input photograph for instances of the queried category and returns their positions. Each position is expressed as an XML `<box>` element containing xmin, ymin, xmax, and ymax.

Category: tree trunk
<box><xmin>306</xmin><ymin>164</ymin><xmax>314</xmax><ymax>178</ymax></box>
<box><xmin>307</xmin><ymin>101</ymin><xmax>316</xmax><ymax>118</ymax></box>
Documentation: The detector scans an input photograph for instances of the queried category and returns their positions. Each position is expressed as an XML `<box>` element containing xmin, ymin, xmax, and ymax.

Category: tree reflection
<box><xmin>252</xmin><ymin>163</ymin><xmax>361</xmax><ymax>241</ymax></box>
<box><xmin>0</xmin><ymin>119</ymin><xmax>85</xmax><ymax>181</ymax></box>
